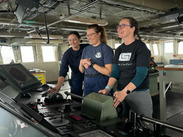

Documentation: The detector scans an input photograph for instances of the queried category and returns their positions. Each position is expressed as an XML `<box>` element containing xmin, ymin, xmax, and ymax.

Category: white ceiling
<box><xmin>0</xmin><ymin>0</ymin><xmax>183</xmax><ymax>45</ymax></box>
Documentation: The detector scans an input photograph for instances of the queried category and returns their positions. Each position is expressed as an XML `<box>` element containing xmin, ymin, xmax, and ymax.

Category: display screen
<box><xmin>79</xmin><ymin>129</ymin><xmax>112</xmax><ymax>137</ymax></box>
<box><xmin>0</xmin><ymin>78</ymin><xmax>20</xmax><ymax>99</ymax></box>
<box><xmin>0</xmin><ymin>63</ymin><xmax>41</xmax><ymax>92</ymax></box>
<box><xmin>0</xmin><ymin>102</ymin><xmax>54</xmax><ymax>137</ymax></box>
<box><xmin>0</xmin><ymin>78</ymin><xmax>8</xmax><ymax>90</ymax></box>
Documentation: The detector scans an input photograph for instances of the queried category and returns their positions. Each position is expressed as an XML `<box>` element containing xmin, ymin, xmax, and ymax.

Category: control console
<box><xmin>18</xmin><ymin>91</ymin><xmax>129</xmax><ymax>137</ymax></box>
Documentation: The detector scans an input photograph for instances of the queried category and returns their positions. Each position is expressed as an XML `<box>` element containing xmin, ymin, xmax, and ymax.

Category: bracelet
<box><xmin>105</xmin><ymin>85</ymin><xmax>112</xmax><ymax>93</ymax></box>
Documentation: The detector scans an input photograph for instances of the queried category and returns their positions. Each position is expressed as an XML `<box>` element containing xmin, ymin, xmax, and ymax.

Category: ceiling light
<box><xmin>25</xmin><ymin>39</ymin><xmax>63</xmax><ymax>44</ymax></box>
<box><xmin>24</xmin><ymin>34</ymin><xmax>63</xmax><ymax>40</ymax></box>
<box><xmin>0</xmin><ymin>35</ymin><xmax>15</xmax><ymax>38</ymax></box>
<box><xmin>64</xmin><ymin>16</ymin><xmax>108</xmax><ymax>26</ymax></box>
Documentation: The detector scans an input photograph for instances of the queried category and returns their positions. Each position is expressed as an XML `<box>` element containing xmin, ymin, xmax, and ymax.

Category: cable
<box><xmin>34</xmin><ymin>27</ymin><xmax>47</xmax><ymax>43</ymax></box>
<box><xmin>43</xmin><ymin>12</ymin><xmax>50</xmax><ymax>44</ymax></box>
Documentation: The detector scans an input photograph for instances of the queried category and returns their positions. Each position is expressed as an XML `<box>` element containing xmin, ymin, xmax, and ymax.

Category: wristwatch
<box><xmin>90</xmin><ymin>60</ymin><xmax>95</xmax><ymax>67</ymax></box>
<box><xmin>124</xmin><ymin>88</ymin><xmax>131</xmax><ymax>94</ymax></box>
<box><xmin>126</xmin><ymin>89</ymin><xmax>131</xmax><ymax>94</ymax></box>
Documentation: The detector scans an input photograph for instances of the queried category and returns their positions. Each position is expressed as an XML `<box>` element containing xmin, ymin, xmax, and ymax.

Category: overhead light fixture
<box><xmin>24</xmin><ymin>34</ymin><xmax>63</xmax><ymax>40</ymax></box>
<box><xmin>0</xmin><ymin>35</ymin><xmax>15</xmax><ymax>38</ymax></box>
<box><xmin>25</xmin><ymin>39</ymin><xmax>63</xmax><ymax>44</ymax></box>
<box><xmin>64</xmin><ymin>16</ymin><xmax>108</xmax><ymax>26</ymax></box>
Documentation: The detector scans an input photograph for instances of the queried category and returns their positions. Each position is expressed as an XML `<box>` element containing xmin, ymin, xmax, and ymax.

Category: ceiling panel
<box><xmin>0</xmin><ymin>0</ymin><xmax>182</xmax><ymax>45</ymax></box>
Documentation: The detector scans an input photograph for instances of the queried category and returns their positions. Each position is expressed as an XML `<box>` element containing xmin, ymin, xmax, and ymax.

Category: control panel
<box><xmin>18</xmin><ymin>91</ymin><xmax>127</xmax><ymax>137</ymax></box>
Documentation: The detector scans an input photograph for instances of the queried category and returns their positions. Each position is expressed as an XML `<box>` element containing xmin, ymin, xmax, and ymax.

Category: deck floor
<box><xmin>152</xmin><ymin>83</ymin><xmax>183</xmax><ymax>137</ymax></box>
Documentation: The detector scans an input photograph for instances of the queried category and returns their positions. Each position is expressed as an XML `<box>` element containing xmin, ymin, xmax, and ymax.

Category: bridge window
<box><xmin>146</xmin><ymin>43</ymin><xmax>150</xmax><ymax>50</ymax></box>
<box><xmin>115</xmin><ymin>43</ymin><xmax>121</xmax><ymax>49</ymax></box>
<box><xmin>153</xmin><ymin>44</ymin><xmax>158</xmax><ymax>55</ymax></box>
<box><xmin>1</xmin><ymin>46</ymin><xmax>15</xmax><ymax>64</ymax></box>
<box><xmin>164</xmin><ymin>42</ymin><xmax>173</xmax><ymax>53</ymax></box>
<box><xmin>178</xmin><ymin>41</ymin><xmax>183</xmax><ymax>54</ymax></box>
<box><xmin>41</xmin><ymin>46</ymin><xmax>56</xmax><ymax>62</ymax></box>
<box><xmin>20</xmin><ymin>46</ymin><xmax>34</xmax><ymax>62</ymax></box>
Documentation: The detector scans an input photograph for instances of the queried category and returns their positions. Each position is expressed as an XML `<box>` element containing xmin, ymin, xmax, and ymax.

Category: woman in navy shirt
<box><xmin>49</xmin><ymin>31</ymin><xmax>88</xmax><ymax>102</ymax></box>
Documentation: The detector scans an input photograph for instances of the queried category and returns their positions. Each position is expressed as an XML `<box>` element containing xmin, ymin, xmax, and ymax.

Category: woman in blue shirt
<box><xmin>79</xmin><ymin>24</ymin><xmax>114</xmax><ymax>96</ymax></box>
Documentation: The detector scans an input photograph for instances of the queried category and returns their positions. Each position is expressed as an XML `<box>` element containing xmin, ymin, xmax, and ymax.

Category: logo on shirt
<box><xmin>95</xmin><ymin>52</ymin><xmax>102</xmax><ymax>58</ymax></box>
<box><xmin>119</xmin><ymin>53</ymin><xmax>131</xmax><ymax>61</ymax></box>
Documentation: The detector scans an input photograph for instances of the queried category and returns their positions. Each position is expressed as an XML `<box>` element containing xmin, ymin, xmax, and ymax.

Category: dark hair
<box><xmin>87</xmin><ymin>24</ymin><xmax>107</xmax><ymax>44</ymax></box>
<box><xmin>68</xmin><ymin>31</ymin><xmax>81</xmax><ymax>39</ymax></box>
<box><xmin>123</xmin><ymin>17</ymin><xmax>141</xmax><ymax>40</ymax></box>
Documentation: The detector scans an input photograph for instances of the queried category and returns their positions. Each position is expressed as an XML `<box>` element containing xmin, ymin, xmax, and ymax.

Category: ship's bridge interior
<box><xmin>0</xmin><ymin>0</ymin><xmax>183</xmax><ymax>82</ymax></box>
<box><xmin>0</xmin><ymin>1</ymin><xmax>183</xmax><ymax>137</ymax></box>
<box><xmin>0</xmin><ymin>0</ymin><xmax>183</xmax><ymax>43</ymax></box>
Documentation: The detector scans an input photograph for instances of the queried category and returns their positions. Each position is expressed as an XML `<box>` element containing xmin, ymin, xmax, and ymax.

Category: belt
<box><xmin>85</xmin><ymin>73</ymin><xmax>104</xmax><ymax>77</ymax></box>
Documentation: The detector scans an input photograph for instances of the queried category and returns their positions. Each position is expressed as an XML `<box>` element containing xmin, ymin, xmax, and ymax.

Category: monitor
<box><xmin>0</xmin><ymin>95</ymin><xmax>59</xmax><ymax>137</ymax></box>
<box><xmin>81</xmin><ymin>92</ymin><xmax>117</xmax><ymax>122</ymax></box>
<box><xmin>79</xmin><ymin>129</ymin><xmax>112</xmax><ymax>137</ymax></box>
<box><xmin>0</xmin><ymin>78</ymin><xmax>20</xmax><ymax>99</ymax></box>
<box><xmin>0</xmin><ymin>76</ymin><xmax>7</xmax><ymax>90</ymax></box>
<box><xmin>0</xmin><ymin>63</ymin><xmax>42</xmax><ymax>93</ymax></box>
<box><xmin>14</xmin><ymin>0</ymin><xmax>40</xmax><ymax>23</ymax></box>
<box><xmin>14</xmin><ymin>4</ymin><xmax>27</xmax><ymax>23</ymax></box>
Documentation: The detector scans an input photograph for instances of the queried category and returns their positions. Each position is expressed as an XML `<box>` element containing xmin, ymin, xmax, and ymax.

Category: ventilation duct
<box><xmin>14</xmin><ymin>0</ymin><xmax>40</xmax><ymax>23</ymax></box>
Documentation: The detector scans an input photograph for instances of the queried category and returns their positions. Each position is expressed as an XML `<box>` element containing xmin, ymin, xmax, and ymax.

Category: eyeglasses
<box><xmin>86</xmin><ymin>33</ymin><xmax>97</xmax><ymax>38</ymax></box>
<box><xmin>116</xmin><ymin>24</ymin><xmax>131</xmax><ymax>29</ymax></box>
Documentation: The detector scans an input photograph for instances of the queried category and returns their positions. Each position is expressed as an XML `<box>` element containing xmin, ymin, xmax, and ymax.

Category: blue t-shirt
<box><xmin>59</xmin><ymin>44</ymin><xmax>88</xmax><ymax>80</ymax></box>
<box><xmin>81</xmin><ymin>43</ymin><xmax>114</xmax><ymax>75</ymax></box>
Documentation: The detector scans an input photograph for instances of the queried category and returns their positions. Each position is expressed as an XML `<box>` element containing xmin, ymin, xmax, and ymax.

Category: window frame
<box><xmin>20</xmin><ymin>45</ymin><xmax>35</xmax><ymax>63</ymax></box>
<box><xmin>0</xmin><ymin>46</ymin><xmax>15</xmax><ymax>64</ymax></box>
<box><xmin>41</xmin><ymin>45</ymin><xmax>56</xmax><ymax>62</ymax></box>
<box><xmin>152</xmin><ymin>43</ymin><xmax>159</xmax><ymax>56</ymax></box>
<box><xmin>178</xmin><ymin>41</ymin><xmax>183</xmax><ymax>55</ymax></box>
<box><xmin>164</xmin><ymin>41</ymin><xmax>173</xmax><ymax>54</ymax></box>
